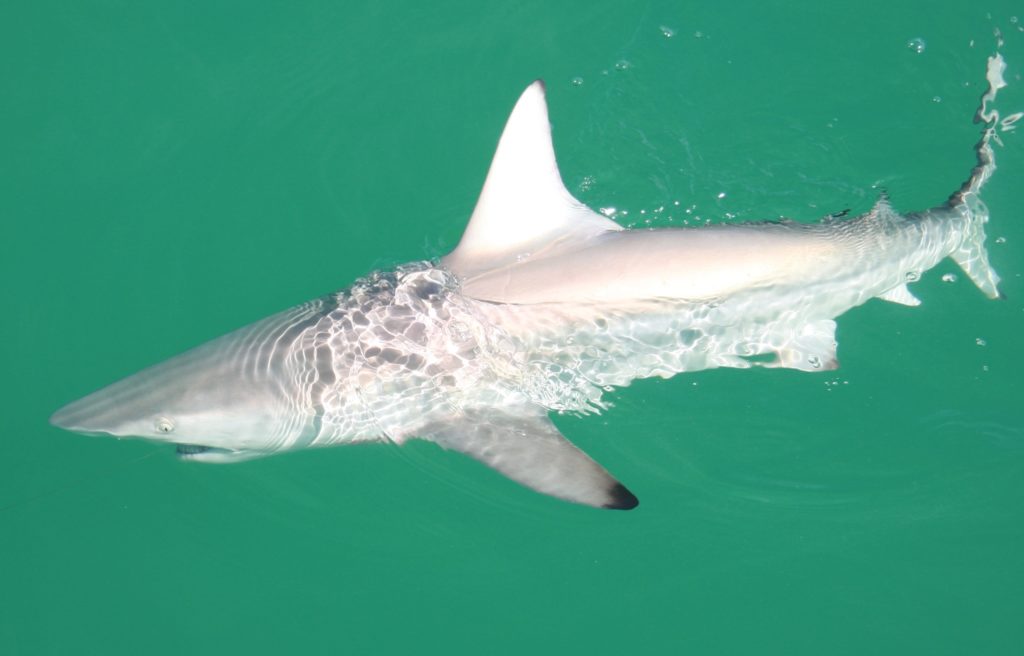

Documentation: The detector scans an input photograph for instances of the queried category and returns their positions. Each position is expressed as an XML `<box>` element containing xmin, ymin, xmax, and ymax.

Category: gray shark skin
<box><xmin>51</xmin><ymin>56</ymin><xmax>1013</xmax><ymax>510</ymax></box>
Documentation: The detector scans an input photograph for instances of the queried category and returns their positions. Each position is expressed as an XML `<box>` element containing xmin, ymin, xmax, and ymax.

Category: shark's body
<box><xmin>52</xmin><ymin>56</ymin><xmax>1011</xmax><ymax>509</ymax></box>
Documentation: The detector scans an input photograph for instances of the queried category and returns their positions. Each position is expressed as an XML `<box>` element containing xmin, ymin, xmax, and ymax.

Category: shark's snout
<box><xmin>49</xmin><ymin>317</ymin><xmax>321</xmax><ymax>455</ymax></box>
<box><xmin>50</xmin><ymin>398</ymin><xmax>98</xmax><ymax>433</ymax></box>
<box><xmin>50</xmin><ymin>374</ymin><xmax>158</xmax><ymax>437</ymax></box>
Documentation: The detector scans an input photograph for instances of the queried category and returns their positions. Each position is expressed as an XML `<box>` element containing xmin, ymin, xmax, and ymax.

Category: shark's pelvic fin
<box><xmin>772</xmin><ymin>319</ymin><xmax>839</xmax><ymax>371</ymax></box>
<box><xmin>442</xmin><ymin>81</ymin><xmax>621</xmax><ymax>279</ymax></box>
<box><xmin>877</xmin><ymin>284</ymin><xmax>922</xmax><ymax>306</ymax></box>
<box><xmin>423</xmin><ymin>409</ymin><xmax>638</xmax><ymax>510</ymax></box>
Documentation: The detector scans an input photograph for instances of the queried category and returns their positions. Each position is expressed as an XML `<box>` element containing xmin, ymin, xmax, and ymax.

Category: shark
<box><xmin>51</xmin><ymin>55</ymin><xmax>1012</xmax><ymax>510</ymax></box>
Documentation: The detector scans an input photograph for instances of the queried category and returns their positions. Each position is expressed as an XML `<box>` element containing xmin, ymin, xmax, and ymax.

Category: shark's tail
<box><xmin>946</xmin><ymin>53</ymin><xmax>1014</xmax><ymax>299</ymax></box>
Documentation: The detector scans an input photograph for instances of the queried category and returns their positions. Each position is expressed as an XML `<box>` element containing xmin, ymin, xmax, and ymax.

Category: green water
<box><xmin>2</xmin><ymin>2</ymin><xmax>1023</xmax><ymax>654</ymax></box>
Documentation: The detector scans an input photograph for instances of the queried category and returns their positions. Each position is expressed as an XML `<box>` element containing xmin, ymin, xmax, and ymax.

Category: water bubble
<box><xmin>976</xmin><ymin>338</ymin><xmax>987</xmax><ymax>347</ymax></box>
<box><xmin>599</xmin><ymin>206</ymin><xmax>617</xmax><ymax>217</ymax></box>
<box><xmin>614</xmin><ymin>60</ymin><xmax>631</xmax><ymax>71</ymax></box>
<box><xmin>995</xmin><ymin>236</ymin><xmax>1007</xmax><ymax>244</ymax></box>
<box><xmin>1012</xmin><ymin>15</ymin><xmax>1019</xmax><ymax>24</ymax></box>
<box><xmin>694</xmin><ymin>30</ymin><xmax>705</xmax><ymax>39</ymax></box>
<box><xmin>659</xmin><ymin>25</ymin><xmax>675</xmax><ymax>38</ymax></box>
<box><xmin>932</xmin><ymin>96</ymin><xmax>942</xmax><ymax>103</ymax></box>
<box><xmin>571</xmin><ymin>76</ymin><xmax>584</xmax><ymax>87</ymax></box>
<box><xmin>716</xmin><ymin>191</ymin><xmax>726</xmax><ymax>199</ymax></box>
<box><xmin>907</xmin><ymin>37</ymin><xmax>926</xmax><ymax>54</ymax></box>
<box><xmin>941</xmin><ymin>273</ymin><xmax>958</xmax><ymax>283</ymax></box>
<box><xmin>905</xmin><ymin>271</ymin><xmax>921</xmax><ymax>282</ymax></box>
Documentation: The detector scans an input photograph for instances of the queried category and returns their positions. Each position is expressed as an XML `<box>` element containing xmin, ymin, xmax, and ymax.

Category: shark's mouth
<box><xmin>174</xmin><ymin>444</ymin><xmax>266</xmax><ymax>463</ymax></box>
<box><xmin>175</xmin><ymin>443</ymin><xmax>214</xmax><ymax>456</ymax></box>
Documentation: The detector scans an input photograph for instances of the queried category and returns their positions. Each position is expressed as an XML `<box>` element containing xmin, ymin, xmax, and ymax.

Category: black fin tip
<box><xmin>604</xmin><ymin>483</ymin><xmax>639</xmax><ymax>510</ymax></box>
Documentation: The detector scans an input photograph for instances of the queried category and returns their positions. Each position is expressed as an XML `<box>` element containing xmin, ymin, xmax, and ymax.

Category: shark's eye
<box><xmin>155</xmin><ymin>417</ymin><xmax>176</xmax><ymax>434</ymax></box>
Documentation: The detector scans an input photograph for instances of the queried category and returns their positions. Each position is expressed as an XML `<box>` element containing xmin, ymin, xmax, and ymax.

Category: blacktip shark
<box><xmin>52</xmin><ymin>55</ymin><xmax>1014</xmax><ymax>510</ymax></box>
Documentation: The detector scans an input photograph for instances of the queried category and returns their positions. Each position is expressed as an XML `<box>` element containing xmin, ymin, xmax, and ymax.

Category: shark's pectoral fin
<box><xmin>422</xmin><ymin>410</ymin><xmax>638</xmax><ymax>510</ymax></box>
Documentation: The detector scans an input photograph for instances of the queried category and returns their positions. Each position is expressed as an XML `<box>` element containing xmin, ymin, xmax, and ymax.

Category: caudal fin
<box><xmin>947</xmin><ymin>53</ymin><xmax>1012</xmax><ymax>299</ymax></box>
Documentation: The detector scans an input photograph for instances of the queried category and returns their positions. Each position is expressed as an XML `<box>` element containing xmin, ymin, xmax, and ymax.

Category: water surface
<box><xmin>1</xmin><ymin>2</ymin><xmax>1022</xmax><ymax>654</ymax></box>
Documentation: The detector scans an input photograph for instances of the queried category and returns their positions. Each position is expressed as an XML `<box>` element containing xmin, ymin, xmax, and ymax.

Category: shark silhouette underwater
<box><xmin>51</xmin><ymin>55</ymin><xmax>1013</xmax><ymax>510</ymax></box>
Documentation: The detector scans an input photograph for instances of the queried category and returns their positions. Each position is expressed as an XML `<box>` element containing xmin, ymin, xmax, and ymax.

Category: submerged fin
<box><xmin>442</xmin><ymin>81</ymin><xmax>621</xmax><ymax>279</ymax></box>
<box><xmin>877</xmin><ymin>284</ymin><xmax>922</xmax><ymax>306</ymax></box>
<box><xmin>422</xmin><ymin>409</ymin><xmax>638</xmax><ymax>510</ymax></box>
<box><xmin>773</xmin><ymin>319</ymin><xmax>839</xmax><ymax>372</ymax></box>
<box><xmin>950</xmin><ymin>233</ymin><xmax>1002</xmax><ymax>299</ymax></box>
<box><xmin>949</xmin><ymin>196</ymin><xmax>1003</xmax><ymax>299</ymax></box>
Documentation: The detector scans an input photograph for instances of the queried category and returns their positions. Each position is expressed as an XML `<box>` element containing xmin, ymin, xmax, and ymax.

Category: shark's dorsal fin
<box><xmin>422</xmin><ymin>409</ymin><xmax>638</xmax><ymax>510</ymax></box>
<box><xmin>442</xmin><ymin>81</ymin><xmax>622</xmax><ymax>279</ymax></box>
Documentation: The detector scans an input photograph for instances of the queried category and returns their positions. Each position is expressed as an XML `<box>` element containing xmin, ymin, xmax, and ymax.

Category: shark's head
<box><xmin>50</xmin><ymin>334</ymin><xmax>312</xmax><ymax>459</ymax></box>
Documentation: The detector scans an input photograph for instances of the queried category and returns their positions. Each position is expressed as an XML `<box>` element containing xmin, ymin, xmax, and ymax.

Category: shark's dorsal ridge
<box><xmin>442</xmin><ymin>81</ymin><xmax>621</xmax><ymax>279</ymax></box>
